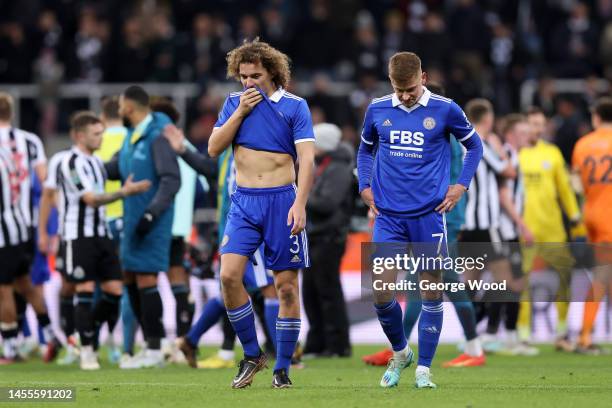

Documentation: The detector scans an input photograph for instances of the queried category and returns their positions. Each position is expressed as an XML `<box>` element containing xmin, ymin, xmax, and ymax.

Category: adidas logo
<box><xmin>290</xmin><ymin>255</ymin><xmax>301</xmax><ymax>263</ymax></box>
<box><xmin>423</xmin><ymin>326</ymin><xmax>439</xmax><ymax>334</ymax></box>
<box><xmin>382</xmin><ymin>119</ymin><xmax>392</xmax><ymax>126</ymax></box>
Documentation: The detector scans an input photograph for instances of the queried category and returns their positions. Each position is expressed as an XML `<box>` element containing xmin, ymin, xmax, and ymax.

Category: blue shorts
<box><xmin>29</xmin><ymin>230</ymin><xmax>50</xmax><ymax>285</ymax></box>
<box><xmin>372</xmin><ymin>211</ymin><xmax>448</xmax><ymax>271</ymax></box>
<box><xmin>220</xmin><ymin>184</ymin><xmax>309</xmax><ymax>271</ymax></box>
<box><xmin>243</xmin><ymin>244</ymin><xmax>274</xmax><ymax>291</ymax></box>
<box><xmin>30</xmin><ymin>250</ymin><xmax>50</xmax><ymax>285</ymax></box>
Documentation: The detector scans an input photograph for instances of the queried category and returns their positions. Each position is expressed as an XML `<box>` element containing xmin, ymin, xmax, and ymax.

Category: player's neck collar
<box><xmin>392</xmin><ymin>87</ymin><xmax>431</xmax><ymax>113</ymax></box>
<box><xmin>269</xmin><ymin>87</ymin><xmax>285</xmax><ymax>103</ymax></box>
<box><xmin>72</xmin><ymin>145</ymin><xmax>92</xmax><ymax>156</ymax></box>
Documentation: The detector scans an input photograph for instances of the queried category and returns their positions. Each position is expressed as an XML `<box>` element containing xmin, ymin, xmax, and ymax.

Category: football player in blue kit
<box><xmin>207</xmin><ymin>39</ymin><xmax>315</xmax><ymax>389</ymax></box>
<box><xmin>357</xmin><ymin>52</ymin><xmax>483</xmax><ymax>389</ymax></box>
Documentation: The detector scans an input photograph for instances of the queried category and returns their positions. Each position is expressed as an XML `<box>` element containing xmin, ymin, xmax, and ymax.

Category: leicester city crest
<box><xmin>423</xmin><ymin>117</ymin><xmax>436</xmax><ymax>130</ymax></box>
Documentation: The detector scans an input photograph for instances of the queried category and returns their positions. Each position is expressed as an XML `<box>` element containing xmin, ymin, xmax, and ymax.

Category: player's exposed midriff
<box><xmin>234</xmin><ymin>145</ymin><xmax>296</xmax><ymax>188</ymax></box>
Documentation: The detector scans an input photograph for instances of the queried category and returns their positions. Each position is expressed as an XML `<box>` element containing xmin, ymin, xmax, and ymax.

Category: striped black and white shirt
<box><xmin>45</xmin><ymin>147</ymin><xmax>108</xmax><ymax>241</ymax></box>
<box><xmin>0</xmin><ymin>127</ymin><xmax>47</xmax><ymax>228</ymax></box>
<box><xmin>462</xmin><ymin>140</ymin><xmax>508</xmax><ymax>231</ymax></box>
<box><xmin>0</xmin><ymin>147</ymin><xmax>29</xmax><ymax>247</ymax></box>
<box><xmin>499</xmin><ymin>143</ymin><xmax>523</xmax><ymax>241</ymax></box>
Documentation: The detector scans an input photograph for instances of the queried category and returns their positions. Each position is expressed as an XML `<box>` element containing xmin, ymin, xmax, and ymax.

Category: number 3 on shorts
<box><xmin>289</xmin><ymin>234</ymin><xmax>300</xmax><ymax>254</ymax></box>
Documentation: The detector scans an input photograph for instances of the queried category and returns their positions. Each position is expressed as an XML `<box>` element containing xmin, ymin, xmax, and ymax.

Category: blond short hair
<box><xmin>388</xmin><ymin>52</ymin><xmax>422</xmax><ymax>83</ymax></box>
<box><xmin>0</xmin><ymin>92</ymin><xmax>14</xmax><ymax>121</ymax></box>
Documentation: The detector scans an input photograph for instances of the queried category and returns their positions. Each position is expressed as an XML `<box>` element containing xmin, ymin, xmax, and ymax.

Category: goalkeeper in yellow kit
<box><xmin>519</xmin><ymin>107</ymin><xmax>581</xmax><ymax>351</ymax></box>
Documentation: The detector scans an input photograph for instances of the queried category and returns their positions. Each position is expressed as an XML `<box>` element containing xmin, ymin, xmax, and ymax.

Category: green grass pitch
<box><xmin>1</xmin><ymin>345</ymin><xmax>611</xmax><ymax>407</ymax></box>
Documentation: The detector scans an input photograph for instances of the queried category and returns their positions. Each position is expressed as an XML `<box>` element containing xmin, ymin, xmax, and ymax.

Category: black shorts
<box><xmin>458</xmin><ymin>228</ymin><xmax>505</xmax><ymax>261</ymax></box>
<box><xmin>56</xmin><ymin>237</ymin><xmax>122</xmax><ymax>283</ymax></box>
<box><xmin>0</xmin><ymin>244</ymin><xmax>29</xmax><ymax>284</ymax></box>
<box><xmin>169</xmin><ymin>237</ymin><xmax>186</xmax><ymax>267</ymax></box>
<box><xmin>24</xmin><ymin>236</ymin><xmax>35</xmax><ymax>260</ymax></box>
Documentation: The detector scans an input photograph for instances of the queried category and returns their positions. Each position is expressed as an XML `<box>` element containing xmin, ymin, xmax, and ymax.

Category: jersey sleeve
<box><xmin>482</xmin><ymin>143</ymin><xmax>508</xmax><ymax>174</ymax></box>
<box><xmin>26</xmin><ymin>133</ymin><xmax>47</xmax><ymax>166</ymax></box>
<box><xmin>292</xmin><ymin>99</ymin><xmax>315</xmax><ymax>144</ymax></box>
<box><xmin>68</xmin><ymin>157</ymin><xmax>95</xmax><ymax>196</ymax></box>
<box><xmin>446</xmin><ymin>101</ymin><xmax>476</xmax><ymax>142</ymax></box>
<box><xmin>43</xmin><ymin>153</ymin><xmax>62</xmax><ymax>190</ymax></box>
<box><xmin>213</xmin><ymin>95</ymin><xmax>238</xmax><ymax>129</ymax></box>
<box><xmin>360</xmin><ymin>104</ymin><xmax>378</xmax><ymax>145</ymax></box>
<box><xmin>95</xmin><ymin>156</ymin><xmax>108</xmax><ymax>182</ymax></box>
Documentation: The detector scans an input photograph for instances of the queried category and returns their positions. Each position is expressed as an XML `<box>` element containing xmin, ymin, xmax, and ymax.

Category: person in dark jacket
<box><xmin>105</xmin><ymin>86</ymin><xmax>181</xmax><ymax>368</ymax></box>
<box><xmin>303</xmin><ymin>123</ymin><xmax>354</xmax><ymax>357</ymax></box>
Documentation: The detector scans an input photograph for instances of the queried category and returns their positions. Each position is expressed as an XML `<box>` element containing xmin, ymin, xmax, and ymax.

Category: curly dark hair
<box><xmin>226</xmin><ymin>38</ymin><xmax>291</xmax><ymax>89</ymax></box>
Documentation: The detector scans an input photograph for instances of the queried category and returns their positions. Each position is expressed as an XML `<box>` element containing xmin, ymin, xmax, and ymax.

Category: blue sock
<box><xmin>264</xmin><ymin>298</ymin><xmax>279</xmax><ymax>351</ymax></box>
<box><xmin>187</xmin><ymin>296</ymin><xmax>225</xmax><ymax>347</ymax></box>
<box><xmin>375</xmin><ymin>299</ymin><xmax>407</xmax><ymax>352</ymax></box>
<box><xmin>274</xmin><ymin>318</ymin><xmax>300</xmax><ymax>372</ymax></box>
<box><xmin>21</xmin><ymin>318</ymin><xmax>31</xmax><ymax>338</ymax></box>
<box><xmin>403</xmin><ymin>299</ymin><xmax>422</xmax><ymax>339</ymax></box>
<box><xmin>418</xmin><ymin>300</ymin><xmax>444</xmax><ymax>367</ymax></box>
<box><xmin>37</xmin><ymin>325</ymin><xmax>45</xmax><ymax>345</ymax></box>
<box><xmin>227</xmin><ymin>301</ymin><xmax>260</xmax><ymax>358</ymax></box>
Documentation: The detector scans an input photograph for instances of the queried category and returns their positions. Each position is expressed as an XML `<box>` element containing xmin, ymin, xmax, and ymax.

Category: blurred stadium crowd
<box><xmin>1</xmin><ymin>0</ymin><xmax>612</xmax><ymax>156</ymax></box>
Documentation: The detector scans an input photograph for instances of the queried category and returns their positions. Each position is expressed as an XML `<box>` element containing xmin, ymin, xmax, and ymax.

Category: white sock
<box><xmin>481</xmin><ymin>333</ymin><xmax>496</xmax><ymax>343</ymax></box>
<box><xmin>393</xmin><ymin>344</ymin><xmax>411</xmax><ymax>360</ymax></box>
<box><xmin>218</xmin><ymin>349</ymin><xmax>235</xmax><ymax>361</ymax></box>
<box><xmin>416</xmin><ymin>365</ymin><xmax>430</xmax><ymax>375</ymax></box>
<box><xmin>2</xmin><ymin>338</ymin><xmax>18</xmax><ymax>359</ymax></box>
<box><xmin>465</xmin><ymin>337</ymin><xmax>483</xmax><ymax>357</ymax></box>
<box><xmin>81</xmin><ymin>345</ymin><xmax>94</xmax><ymax>354</ymax></box>
<box><xmin>147</xmin><ymin>349</ymin><xmax>163</xmax><ymax>358</ymax></box>
<box><xmin>506</xmin><ymin>330</ymin><xmax>518</xmax><ymax>344</ymax></box>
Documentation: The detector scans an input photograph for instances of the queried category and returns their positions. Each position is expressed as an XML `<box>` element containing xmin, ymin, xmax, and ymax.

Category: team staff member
<box><xmin>106</xmin><ymin>86</ymin><xmax>181</xmax><ymax>369</ymax></box>
<box><xmin>303</xmin><ymin>123</ymin><xmax>353</xmax><ymax>358</ymax></box>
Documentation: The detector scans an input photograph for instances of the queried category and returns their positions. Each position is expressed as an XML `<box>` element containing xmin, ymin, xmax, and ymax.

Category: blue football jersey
<box><xmin>360</xmin><ymin>87</ymin><xmax>476</xmax><ymax>217</ymax></box>
<box><xmin>214</xmin><ymin>88</ymin><xmax>315</xmax><ymax>160</ymax></box>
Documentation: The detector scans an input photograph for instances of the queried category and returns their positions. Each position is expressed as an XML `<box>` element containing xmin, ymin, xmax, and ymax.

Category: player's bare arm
<box><xmin>499</xmin><ymin>184</ymin><xmax>534</xmax><ymax>244</ymax></box>
<box><xmin>37</xmin><ymin>187</ymin><xmax>57</xmax><ymax>254</ymax></box>
<box><xmin>81</xmin><ymin>174</ymin><xmax>151</xmax><ymax>208</ymax></box>
<box><xmin>208</xmin><ymin>88</ymin><xmax>263</xmax><ymax>157</ymax></box>
<box><xmin>288</xmin><ymin>141</ymin><xmax>315</xmax><ymax>235</ymax></box>
<box><xmin>34</xmin><ymin>162</ymin><xmax>47</xmax><ymax>185</ymax></box>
